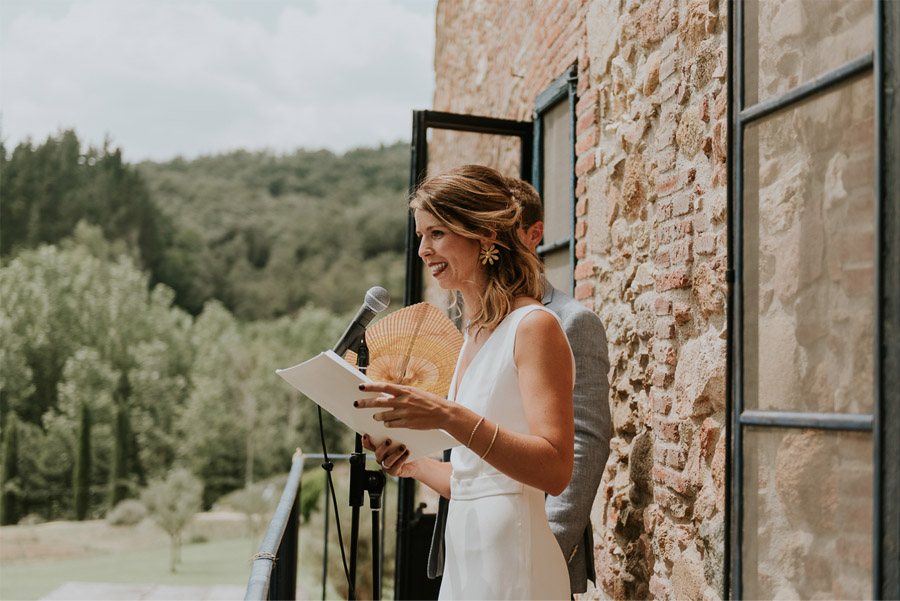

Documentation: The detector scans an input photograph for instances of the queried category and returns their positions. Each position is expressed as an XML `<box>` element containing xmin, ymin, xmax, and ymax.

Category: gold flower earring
<box><xmin>479</xmin><ymin>244</ymin><xmax>500</xmax><ymax>265</ymax></box>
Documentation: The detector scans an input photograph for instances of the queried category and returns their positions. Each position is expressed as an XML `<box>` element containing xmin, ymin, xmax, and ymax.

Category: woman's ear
<box><xmin>480</xmin><ymin>231</ymin><xmax>498</xmax><ymax>248</ymax></box>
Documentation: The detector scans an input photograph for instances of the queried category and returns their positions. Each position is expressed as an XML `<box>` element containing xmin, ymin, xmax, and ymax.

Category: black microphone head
<box><xmin>364</xmin><ymin>286</ymin><xmax>390</xmax><ymax>313</ymax></box>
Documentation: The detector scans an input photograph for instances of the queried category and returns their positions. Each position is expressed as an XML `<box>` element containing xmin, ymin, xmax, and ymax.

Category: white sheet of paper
<box><xmin>276</xmin><ymin>350</ymin><xmax>457</xmax><ymax>459</ymax></box>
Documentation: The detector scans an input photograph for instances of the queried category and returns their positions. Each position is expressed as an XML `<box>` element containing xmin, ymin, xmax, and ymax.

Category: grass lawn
<box><xmin>0</xmin><ymin>468</ymin><xmax>390</xmax><ymax>600</ymax></box>
<box><xmin>0</xmin><ymin>514</ymin><xmax>346</xmax><ymax>600</ymax></box>
<box><xmin>0</xmin><ymin>536</ymin><xmax>252</xmax><ymax>600</ymax></box>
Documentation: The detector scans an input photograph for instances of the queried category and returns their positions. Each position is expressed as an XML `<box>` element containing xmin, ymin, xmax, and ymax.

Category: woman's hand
<box><xmin>354</xmin><ymin>382</ymin><xmax>452</xmax><ymax>431</ymax></box>
<box><xmin>361</xmin><ymin>434</ymin><xmax>415</xmax><ymax>478</ymax></box>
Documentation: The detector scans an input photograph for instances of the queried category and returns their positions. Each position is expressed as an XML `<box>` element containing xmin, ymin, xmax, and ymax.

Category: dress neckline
<box><xmin>451</xmin><ymin>304</ymin><xmax>542</xmax><ymax>399</ymax></box>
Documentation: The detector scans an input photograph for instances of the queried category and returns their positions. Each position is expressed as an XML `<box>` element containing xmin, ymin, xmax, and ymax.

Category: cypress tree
<box><xmin>73</xmin><ymin>403</ymin><xmax>91</xmax><ymax>520</ymax></box>
<box><xmin>0</xmin><ymin>413</ymin><xmax>21</xmax><ymax>525</ymax></box>
<box><xmin>108</xmin><ymin>405</ymin><xmax>130</xmax><ymax>509</ymax></box>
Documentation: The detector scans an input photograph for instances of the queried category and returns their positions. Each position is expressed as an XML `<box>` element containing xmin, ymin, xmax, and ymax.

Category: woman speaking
<box><xmin>356</xmin><ymin>165</ymin><xmax>574</xmax><ymax>600</ymax></box>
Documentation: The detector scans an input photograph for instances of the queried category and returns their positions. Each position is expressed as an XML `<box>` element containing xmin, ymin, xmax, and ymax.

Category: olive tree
<box><xmin>141</xmin><ymin>468</ymin><xmax>203</xmax><ymax>572</ymax></box>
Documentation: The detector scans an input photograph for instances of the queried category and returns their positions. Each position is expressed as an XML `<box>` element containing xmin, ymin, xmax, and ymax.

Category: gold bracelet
<box><xmin>466</xmin><ymin>416</ymin><xmax>485</xmax><ymax>449</ymax></box>
<box><xmin>480</xmin><ymin>423</ymin><xmax>500</xmax><ymax>459</ymax></box>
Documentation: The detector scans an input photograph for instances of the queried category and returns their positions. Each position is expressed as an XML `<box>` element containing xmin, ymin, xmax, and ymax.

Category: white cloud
<box><xmin>0</xmin><ymin>0</ymin><xmax>435</xmax><ymax>161</ymax></box>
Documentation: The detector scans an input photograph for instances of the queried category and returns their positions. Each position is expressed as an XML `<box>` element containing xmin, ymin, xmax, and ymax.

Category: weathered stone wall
<box><xmin>582</xmin><ymin>1</ymin><xmax>728</xmax><ymax>599</ymax></box>
<box><xmin>431</xmin><ymin>1</ymin><xmax>728</xmax><ymax>599</ymax></box>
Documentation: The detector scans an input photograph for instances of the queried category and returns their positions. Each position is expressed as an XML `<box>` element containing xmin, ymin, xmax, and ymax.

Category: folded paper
<box><xmin>276</xmin><ymin>350</ymin><xmax>457</xmax><ymax>459</ymax></box>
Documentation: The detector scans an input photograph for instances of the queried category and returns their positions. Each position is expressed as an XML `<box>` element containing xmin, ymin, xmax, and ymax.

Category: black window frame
<box><xmin>727</xmin><ymin>1</ymin><xmax>900</xmax><ymax>598</ymax></box>
<box><xmin>532</xmin><ymin>65</ymin><xmax>578</xmax><ymax>296</ymax></box>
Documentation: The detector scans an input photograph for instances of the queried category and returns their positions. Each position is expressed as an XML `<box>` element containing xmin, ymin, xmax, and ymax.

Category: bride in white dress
<box><xmin>356</xmin><ymin>165</ymin><xmax>574</xmax><ymax>600</ymax></box>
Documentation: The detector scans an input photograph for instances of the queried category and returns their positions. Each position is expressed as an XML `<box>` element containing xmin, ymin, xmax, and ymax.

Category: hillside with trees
<box><xmin>0</xmin><ymin>131</ymin><xmax>410</xmax><ymax>522</ymax></box>
<box><xmin>136</xmin><ymin>143</ymin><xmax>409</xmax><ymax>319</ymax></box>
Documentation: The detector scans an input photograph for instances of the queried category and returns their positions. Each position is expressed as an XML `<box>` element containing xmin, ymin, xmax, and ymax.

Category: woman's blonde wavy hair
<box><xmin>410</xmin><ymin>164</ymin><xmax>544</xmax><ymax>332</ymax></box>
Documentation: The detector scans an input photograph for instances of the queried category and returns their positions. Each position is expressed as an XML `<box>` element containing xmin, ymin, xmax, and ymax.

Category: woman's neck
<box><xmin>458</xmin><ymin>281</ymin><xmax>485</xmax><ymax>331</ymax></box>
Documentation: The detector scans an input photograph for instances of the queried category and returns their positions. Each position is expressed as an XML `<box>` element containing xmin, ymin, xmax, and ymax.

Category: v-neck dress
<box><xmin>438</xmin><ymin>305</ymin><xmax>572</xmax><ymax>600</ymax></box>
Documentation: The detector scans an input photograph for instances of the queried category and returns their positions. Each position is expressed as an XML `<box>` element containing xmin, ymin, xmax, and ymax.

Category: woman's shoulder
<box><xmin>512</xmin><ymin>305</ymin><xmax>572</xmax><ymax>367</ymax></box>
<box><xmin>510</xmin><ymin>296</ymin><xmax>542</xmax><ymax>311</ymax></box>
<box><xmin>514</xmin><ymin>304</ymin><xmax>564</xmax><ymax>339</ymax></box>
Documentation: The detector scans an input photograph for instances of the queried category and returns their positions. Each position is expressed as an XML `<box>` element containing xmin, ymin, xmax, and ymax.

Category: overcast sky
<box><xmin>0</xmin><ymin>0</ymin><xmax>436</xmax><ymax>162</ymax></box>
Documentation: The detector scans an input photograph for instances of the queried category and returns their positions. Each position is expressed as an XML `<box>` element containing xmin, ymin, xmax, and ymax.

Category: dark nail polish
<box><xmin>358</xmin><ymin>384</ymin><xmax>365</xmax><ymax>390</ymax></box>
<box><xmin>399</xmin><ymin>445</ymin><xmax>406</xmax><ymax>452</ymax></box>
<box><xmin>353</xmin><ymin>401</ymin><xmax>359</xmax><ymax>407</ymax></box>
<box><xmin>385</xmin><ymin>439</ymin><xmax>391</xmax><ymax>445</ymax></box>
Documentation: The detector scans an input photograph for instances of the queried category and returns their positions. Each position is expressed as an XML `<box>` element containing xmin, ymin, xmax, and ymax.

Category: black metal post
<box><xmin>269</xmin><ymin>494</ymin><xmax>299</xmax><ymax>601</ymax></box>
<box><xmin>322</xmin><ymin>489</ymin><xmax>329</xmax><ymax>601</ymax></box>
<box><xmin>369</xmin><ymin>469</ymin><xmax>386</xmax><ymax>600</ymax></box>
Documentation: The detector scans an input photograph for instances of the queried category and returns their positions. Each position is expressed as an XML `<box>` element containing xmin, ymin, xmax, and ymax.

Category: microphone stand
<box><xmin>348</xmin><ymin>332</ymin><xmax>386</xmax><ymax>600</ymax></box>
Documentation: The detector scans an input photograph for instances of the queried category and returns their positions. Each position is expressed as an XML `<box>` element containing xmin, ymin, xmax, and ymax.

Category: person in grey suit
<box><xmin>426</xmin><ymin>178</ymin><xmax>612</xmax><ymax>595</ymax></box>
<box><xmin>513</xmin><ymin>178</ymin><xmax>611</xmax><ymax>594</ymax></box>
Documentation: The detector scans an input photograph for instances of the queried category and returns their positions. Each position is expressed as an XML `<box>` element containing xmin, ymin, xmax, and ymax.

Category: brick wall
<box><xmin>431</xmin><ymin>1</ymin><xmax>728</xmax><ymax>599</ymax></box>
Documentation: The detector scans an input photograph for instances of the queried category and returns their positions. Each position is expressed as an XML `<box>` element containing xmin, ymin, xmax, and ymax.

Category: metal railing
<box><xmin>244</xmin><ymin>451</ymin><xmax>389</xmax><ymax>601</ymax></box>
<box><xmin>246</xmin><ymin>449</ymin><xmax>306</xmax><ymax>601</ymax></box>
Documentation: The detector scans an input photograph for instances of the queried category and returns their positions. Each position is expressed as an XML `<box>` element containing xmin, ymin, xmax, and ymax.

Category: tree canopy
<box><xmin>0</xmin><ymin>131</ymin><xmax>406</xmax><ymax>520</ymax></box>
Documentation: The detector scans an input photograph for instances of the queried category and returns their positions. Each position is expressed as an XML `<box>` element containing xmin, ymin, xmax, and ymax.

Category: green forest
<box><xmin>0</xmin><ymin>130</ymin><xmax>411</xmax><ymax>523</ymax></box>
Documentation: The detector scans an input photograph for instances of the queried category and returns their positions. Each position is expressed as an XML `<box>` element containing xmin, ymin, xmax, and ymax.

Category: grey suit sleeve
<box><xmin>546</xmin><ymin>308</ymin><xmax>611</xmax><ymax>558</ymax></box>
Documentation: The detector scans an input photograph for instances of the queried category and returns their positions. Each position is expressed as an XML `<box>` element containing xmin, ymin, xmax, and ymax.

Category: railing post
<box><xmin>269</xmin><ymin>479</ymin><xmax>300</xmax><ymax>601</ymax></box>
<box><xmin>246</xmin><ymin>450</ymin><xmax>305</xmax><ymax>601</ymax></box>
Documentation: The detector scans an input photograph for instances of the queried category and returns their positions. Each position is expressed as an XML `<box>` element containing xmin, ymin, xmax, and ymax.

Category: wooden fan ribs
<box><xmin>349</xmin><ymin>302</ymin><xmax>463</xmax><ymax>396</ymax></box>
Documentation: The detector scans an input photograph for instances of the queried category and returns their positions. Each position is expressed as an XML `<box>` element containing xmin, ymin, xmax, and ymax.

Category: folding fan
<box><xmin>345</xmin><ymin>302</ymin><xmax>463</xmax><ymax>397</ymax></box>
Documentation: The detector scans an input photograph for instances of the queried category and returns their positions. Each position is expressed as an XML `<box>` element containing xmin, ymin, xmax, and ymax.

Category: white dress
<box><xmin>438</xmin><ymin>305</ymin><xmax>572</xmax><ymax>600</ymax></box>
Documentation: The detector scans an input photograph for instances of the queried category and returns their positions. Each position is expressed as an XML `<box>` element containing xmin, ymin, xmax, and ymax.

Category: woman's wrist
<box><xmin>443</xmin><ymin>403</ymin><xmax>479</xmax><ymax>446</ymax></box>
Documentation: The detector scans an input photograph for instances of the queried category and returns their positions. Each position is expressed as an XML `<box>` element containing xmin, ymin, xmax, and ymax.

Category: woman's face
<box><xmin>414</xmin><ymin>209</ymin><xmax>484</xmax><ymax>292</ymax></box>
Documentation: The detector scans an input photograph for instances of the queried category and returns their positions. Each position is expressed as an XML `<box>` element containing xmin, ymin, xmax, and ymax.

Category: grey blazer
<box><xmin>427</xmin><ymin>284</ymin><xmax>612</xmax><ymax>595</ymax></box>
<box><xmin>542</xmin><ymin>283</ymin><xmax>611</xmax><ymax>593</ymax></box>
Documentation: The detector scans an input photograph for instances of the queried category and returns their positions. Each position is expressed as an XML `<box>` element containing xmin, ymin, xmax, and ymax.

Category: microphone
<box><xmin>332</xmin><ymin>286</ymin><xmax>391</xmax><ymax>356</ymax></box>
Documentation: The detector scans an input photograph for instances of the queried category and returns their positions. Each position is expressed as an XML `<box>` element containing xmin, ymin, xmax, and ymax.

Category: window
<box><xmin>533</xmin><ymin>66</ymin><xmax>577</xmax><ymax>295</ymax></box>
<box><xmin>729</xmin><ymin>1</ymin><xmax>898</xmax><ymax>598</ymax></box>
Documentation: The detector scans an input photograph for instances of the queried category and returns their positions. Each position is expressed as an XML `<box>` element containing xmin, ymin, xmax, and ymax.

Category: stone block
<box><xmin>674</xmin><ymin>325</ymin><xmax>726</xmax><ymax>417</ymax></box>
<box><xmin>653</xmin><ymin>416</ymin><xmax>680</xmax><ymax>442</ymax></box>
<box><xmin>643</xmin><ymin>51</ymin><xmax>662</xmax><ymax>95</ymax></box>
<box><xmin>672</xmin><ymin>193</ymin><xmax>693</xmax><ymax>217</ymax></box>
<box><xmin>586</xmin><ymin>0</ymin><xmax>623</xmax><ymax>78</ymax></box>
<box><xmin>655</xmin><ymin>316</ymin><xmax>676</xmax><ymax>339</ymax></box>
<box><xmin>575</xmin><ymin>196</ymin><xmax>588</xmax><ymax>218</ymax></box>
<box><xmin>576</xmin><ymin>151</ymin><xmax>597</xmax><ymax>176</ymax></box>
<box><xmin>620</xmin><ymin>153</ymin><xmax>647</xmax><ymax>218</ymax></box>
<box><xmin>692</xmin><ymin>260</ymin><xmax>725</xmax><ymax>316</ymax></box>
<box><xmin>574</xmin><ymin>259</ymin><xmax>596</xmax><ymax>280</ymax></box>
<box><xmin>576</xmin><ymin>88</ymin><xmax>599</xmax><ymax>116</ymax></box>
<box><xmin>649</xmin><ymin>573</ymin><xmax>672</xmax><ymax>600</ymax></box>
<box><xmin>575</xmin><ymin>219</ymin><xmax>588</xmax><ymax>239</ymax></box>
<box><xmin>576</xmin><ymin>125</ymin><xmax>599</xmax><ymax>155</ymax></box>
<box><xmin>656</xmin><ymin>486</ymin><xmax>691</xmax><ymax>521</ymax></box>
<box><xmin>652</xmin><ymin>367</ymin><xmax>674</xmax><ymax>387</ymax></box>
<box><xmin>699</xmin><ymin>416</ymin><xmax>720</xmax><ymax>461</ymax></box>
<box><xmin>575</xmin><ymin>281</ymin><xmax>595</xmax><ymax>301</ymax></box>
<box><xmin>671</xmin><ymin>545</ymin><xmax>707</xmax><ymax>601</ymax></box>
<box><xmin>676</xmin><ymin>104</ymin><xmax>705</xmax><ymax>158</ymax></box>
<box><xmin>575</xmin><ymin>239</ymin><xmax>588</xmax><ymax>259</ymax></box>
<box><xmin>651</xmin><ymin>390</ymin><xmax>673</xmax><ymax>414</ymax></box>
<box><xmin>672</xmin><ymin>239</ymin><xmax>693</xmax><ymax>265</ymax></box>
<box><xmin>656</xmin><ymin>267</ymin><xmax>691</xmax><ymax>292</ymax></box>
<box><xmin>695</xmin><ymin>232</ymin><xmax>717</xmax><ymax>255</ymax></box>
<box><xmin>655</xmin><ymin>297</ymin><xmax>672</xmax><ymax>315</ymax></box>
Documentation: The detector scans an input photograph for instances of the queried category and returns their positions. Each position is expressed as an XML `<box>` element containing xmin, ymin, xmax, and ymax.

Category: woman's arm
<box><xmin>362</xmin><ymin>435</ymin><xmax>453</xmax><ymax>498</ymax></box>
<box><xmin>462</xmin><ymin>309</ymin><xmax>574</xmax><ymax>495</ymax></box>
<box><xmin>357</xmin><ymin>309</ymin><xmax>575</xmax><ymax>496</ymax></box>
